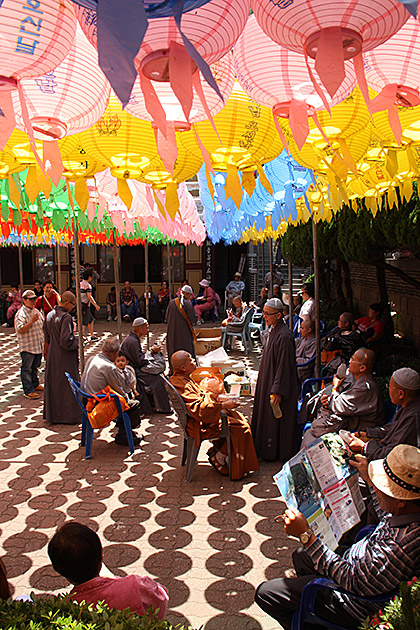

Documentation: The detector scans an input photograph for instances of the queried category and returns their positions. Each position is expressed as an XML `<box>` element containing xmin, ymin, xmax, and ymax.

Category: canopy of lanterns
<box><xmin>0</xmin><ymin>0</ymin><xmax>420</xmax><ymax>245</ymax></box>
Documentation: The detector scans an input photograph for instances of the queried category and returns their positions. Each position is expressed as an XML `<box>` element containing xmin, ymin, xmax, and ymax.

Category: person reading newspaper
<box><xmin>254</xmin><ymin>444</ymin><xmax>420</xmax><ymax>630</ymax></box>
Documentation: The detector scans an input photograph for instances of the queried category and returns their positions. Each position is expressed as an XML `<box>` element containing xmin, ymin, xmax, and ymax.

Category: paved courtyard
<box><xmin>0</xmin><ymin>321</ymin><xmax>297</xmax><ymax>629</ymax></box>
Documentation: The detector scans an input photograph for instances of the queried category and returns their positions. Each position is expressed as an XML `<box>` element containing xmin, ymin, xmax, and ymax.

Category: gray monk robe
<box><xmin>251</xmin><ymin>321</ymin><xmax>299</xmax><ymax>461</ymax></box>
<box><xmin>165</xmin><ymin>297</ymin><xmax>197</xmax><ymax>369</ymax></box>
<box><xmin>295</xmin><ymin>335</ymin><xmax>316</xmax><ymax>383</ymax></box>
<box><xmin>301</xmin><ymin>372</ymin><xmax>384</xmax><ymax>447</ymax></box>
<box><xmin>364</xmin><ymin>396</ymin><xmax>420</xmax><ymax>460</ymax></box>
<box><xmin>43</xmin><ymin>306</ymin><xmax>81</xmax><ymax>424</ymax></box>
<box><xmin>120</xmin><ymin>331</ymin><xmax>171</xmax><ymax>413</ymax></box>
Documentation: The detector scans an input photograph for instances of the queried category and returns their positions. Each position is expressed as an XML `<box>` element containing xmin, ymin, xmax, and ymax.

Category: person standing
<box><xmin>251</xmin><ymin>298</ymin><xmax>299</xmax><ymax>462</ymax></box>
<box><xmin>35</xmin><ymin>280</ymin><xmax>60</xmax><ymax>318</ymax></box>
<box><xmin>15</xmin><ymin>289</ymin><xmax>44</xmax><ymax>399</ymax></box>
<box><xmin>43</xmin><ymin>292</ymin><xmax>81</xmax><ymax>425</ymax></box>
<box><xmin>80</xmin><ymin>270</ymin><xmax>100</xmax><ymax>341</ymax></box>
<box><xmin>299</xmin><ymin>283</ymin><xmax>315</xmax><ymax>322</ymax></box>
<box><xmin>165</xmin><ymin>285</ymin><xmax>198</xmax><ymax>370</ymax></box>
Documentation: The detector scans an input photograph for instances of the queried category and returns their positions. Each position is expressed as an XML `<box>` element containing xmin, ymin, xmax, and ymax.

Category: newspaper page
<box><xmin>273</xmin><ymin>434</ymin><xmax>363</xmax><ymax>550</ymax></box>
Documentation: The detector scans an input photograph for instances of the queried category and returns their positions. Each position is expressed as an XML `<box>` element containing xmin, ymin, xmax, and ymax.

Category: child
<box><xmin>114</xmin><ymin>352</ymin><xmax>138</xmax><ymax>398</ymax></box>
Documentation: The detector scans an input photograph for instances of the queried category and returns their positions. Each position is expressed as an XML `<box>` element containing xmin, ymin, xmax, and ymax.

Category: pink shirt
<box><xmin>70</xmin><ymin>575</ymin><xmax>169</xmax><ymax>619</ymax></box>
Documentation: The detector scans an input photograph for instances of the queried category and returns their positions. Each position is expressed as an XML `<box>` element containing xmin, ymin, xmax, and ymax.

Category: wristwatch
<box><xmin>299</xmin><ymin>531</ymin><xmax>312</xmax><ymax>545</ymax></box>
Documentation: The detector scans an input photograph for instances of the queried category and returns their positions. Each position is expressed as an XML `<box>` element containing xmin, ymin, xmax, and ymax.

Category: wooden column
<box><xmin>18</xmin><ymin>245</ymin><xmax>24</xmax><ymax>293</ymax></box>
<box><xmin>113</xmin><ymin>231</ymin><xmax>122</xmax><ymax>342</ymax></box>
<box><xmin>73</xmin><ymin>214</ymin><xmax>84</xmax><ymax>372</ymax></box>
<box><xmin>269</xmin><ymin>238</ymin><xmax>274</xmax><ymax>296</ymax></box>
<box><xmin>145</xmin><ymin>241</ymin><xmax>150</xmax><ymax>349</ymax></box>
<box><xmin>312</xmin><ymin>218</ymin><xmax>321</xmax><ymax>378</ymax></box>
<box><xmin>288</xmin><ymin>261</ymin><xmax>294</xmax><ymax>332</ymax></box>
<box><xmin>56</xmin><ymin>244</ymin><xmax>62</xmax><ymax>295</ymax></box>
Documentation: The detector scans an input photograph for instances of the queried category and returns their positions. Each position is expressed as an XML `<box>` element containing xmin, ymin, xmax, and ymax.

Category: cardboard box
<box><xmin>194</xmin><ymin>327</ymin><xmax>222</xmax><ymax>355</ymax></box>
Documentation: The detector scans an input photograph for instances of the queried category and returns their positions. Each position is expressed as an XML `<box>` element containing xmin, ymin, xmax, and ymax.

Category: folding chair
<box><xmin>222</xmin><ymin>307</ymin><xmax>255</xmax><ymax>355</ymax></box>
<box><xmin>162</xmin><ymin>375</ymin><xmax>231</xmax><ymax>482</ymax></box>
<box><xmin>65</xmin><ymin>372</ymin><xmax>135</xmax><ymax>459</ymax></box>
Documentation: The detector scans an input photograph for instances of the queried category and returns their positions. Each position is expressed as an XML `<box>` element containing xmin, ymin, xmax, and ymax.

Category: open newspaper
<box><xmin>273</xmin><ymin>433</ymin><xmax>365</xmax><ymax>550</ymax></box>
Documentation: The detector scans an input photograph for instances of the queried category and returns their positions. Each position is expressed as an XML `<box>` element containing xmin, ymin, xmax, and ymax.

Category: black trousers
<box><xmin>115</xmin><ymin>399</ymin><xmax>141</xmax><ymax>434</ymax></box>
<box><xmin>254</xmin><ymin>546</ymin><xmax>359</xmax><ymax>630</ymax></box>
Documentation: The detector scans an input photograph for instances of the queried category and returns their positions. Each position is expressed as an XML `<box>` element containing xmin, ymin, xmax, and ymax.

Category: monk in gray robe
<box><xmin>251</xmin><ymin>298</ymin><xmax>299</xmax><ymax>462</ymax></box>
<box><xmin>43</xmin><ymin>292</ymin><xmax>81</xmax><ymax>425</ymax></box>
<box><xmin>165</xmin><ymin>285</ymin><xmax>197</xmax><ymax>371</ymax></box>
<box><xmin>120</xmin><ymin>317</ymin><xmax>171</xmax><ymax>414</ymax></box>
<box><xmin>295</xmin><ymin>319</ymin><xmax>316</xmax><ymax>384</ymax></box>
<box><xmin>301</xmin><ymin>348</ymin><xmax>384</xmax><ymax>447</ymax></box>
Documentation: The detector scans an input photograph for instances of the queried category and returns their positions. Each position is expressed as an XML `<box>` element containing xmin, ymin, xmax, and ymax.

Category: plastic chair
<box><xmin>65</xmin><ymin>372</ymin><xmax>135</xmax><ymax>459</ymax></box>
<box><xmin>248</xmin><ymin>310</ymin><xmax>265</xmax><ymax>340</ymax></box>
<box><xmin>222</xmin><ymin>307</ymin><xmax>255</xmax><ymax>355</ymax></box>
<box><xmin>291</xmin><ymin>577</ymin><xmax>397</xmax><ymax>630</ymax></box>
<box><xmin>162</xmin><ymin>375</ymin><xmax>231</xmax><ymax>482</ymax></box>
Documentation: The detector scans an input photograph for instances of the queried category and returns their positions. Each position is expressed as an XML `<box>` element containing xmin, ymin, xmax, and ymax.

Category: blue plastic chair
<box><xmin>291</xmin><ymin>577</ymin><xmax>397</xmax><ymax>630</ymax></box>
<box><xmin>248</xmin><ymin>310</ymin><xmax>265</xmax><ymax>340</ymax></box>
<box><xmin>222</xmin><ymin>307</ymin><xmax>255</xmax><ymax>355</ymax></box>
<box><xmin>65</xmin><ymin>372</ymin><xmax>135</xmax><ymax>458</ymax></box>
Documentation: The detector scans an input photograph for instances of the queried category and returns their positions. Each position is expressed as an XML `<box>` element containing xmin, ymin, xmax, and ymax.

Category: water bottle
<box><xmin>270</xmin><ymin>395</ymin><xmax>283</xmax><ymax>418</ymax></box>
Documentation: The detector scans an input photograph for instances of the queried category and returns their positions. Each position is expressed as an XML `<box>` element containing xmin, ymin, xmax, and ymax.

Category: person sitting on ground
<box><xmin>48</xmin><ymin>522</ymin><xmax>168</xmax><ymax>618</ymax></box>
<box><xmin>356</xmin><ymin>302</ymin><xmax>386</xmax><ymax>354</ymax></box>
<box><xmin>225</xmin><ymin>272</ymin><xmax>245</xmax><ymax>309</ymax></box>
<box><xmin>221</xmin><ymin>295</ymin><xmax>249</xmax><ymax>330</ymax></box>
<box><xmin>255</xmin><ymin>444</ymin><xmax>420</xmax><ymax>630</ymax></box>
<box><xmin>301</xmin><ymin>348</ymin><xmax>384</xmax><ymax>447</ymax></box>
<box><xmin>120</xmin><ymin>318</ymin><xmax>171</xmax><ymax>415</ymax></box>
<box><xmin>321</xmin><ymin>312</ymin><xmax>364</xmax><ymax>375</ymax></box>
<box><xmin>170</xmin><ymin>351</ymin><xmax>259</xmax><ymax>480</ymax></box>
<box><xmin>299</xmin><ymin>283</ymin><xmax>315</xmax><ymax>322</ymax></box>
<box><xmin>35</xmin><ymin>280</ymin><xmax>60</xmax><ymax>318</ymax></box>
<box><xmin>33</xmin><ymin>280</ymin><xmax>43</xmax><ymax>298</ymax></box>
<box><xmin>106</xmin><ymin>287</ymin><xmax>117</xmax><ymax>322</ymax></box>
<box><xmin>348</xmin><ymin>367</ymin><xmax>420</xmax><ymax>461</ymax></box>
<box><xmin>115</xmin><ymin>351</ymin><xmax>139</xmax><ymax>399</ymax></box>
<box><xmin>80</xmin><ymin>270</ymin><xmax>100</xmax><ymax>341</ymax></box>
<box><xmin>120</xmin><ymin>280</ymin><xmax>137</xmax><ymax>322</ymax></box>
<box><xmin>194</xmin><ymin>279</ymin><xmax>217</xmax><ymax>324</ymax></box>
<box><xmin>295</xmin><ymin>319</ymin><xmax>316</xmax><ymax>384</ymax></box>
<box><xmin>81</xmin><ymin>337</ymin><xmax>143</xmax><ymax>446</ymax></box>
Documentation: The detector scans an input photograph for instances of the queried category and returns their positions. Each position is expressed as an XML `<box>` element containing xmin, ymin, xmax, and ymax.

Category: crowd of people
<box><xmin>2</xmin><ymin>267</ymin><xmax>420</xmax><ymax>629</ymax></box>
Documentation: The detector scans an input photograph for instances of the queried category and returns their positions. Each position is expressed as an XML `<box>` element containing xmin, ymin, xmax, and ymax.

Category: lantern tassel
<box><xmin>271</xmin><ymin>111</ymin><xmax>289</xmax><ymax>155</ymax></box>
<box><xmin>169</xmin><ymin>41</ymin><xmax>193</xmax><ymax>123</ymax></box>
<box><xmin>304</xmin><ymin>50</ymin><xmax>331</xmax><ymax>115</ymax></box>
<box><xmin>43</xmin><ymin>140</ymin><xmax>64</xmax><ymax>188</ymax></box>
<box><xmin>0</xmin><ymin>91</ymin><xmax>15</xmax><ymax>150</ymax></box>
<box><xmin>242</xmin><ymin>171</ymin><xmax>256</xmax><ymax>197</ymax></box>
<box><xmin>139</xmin><ymin>71</ymin><xmax>167</xmax><ymax>138</ymax></box>
<box><xmin>370</xmin><ymin>84</ymin><xmax>402</xmax><ymax>144</ymax></box>
<box><xmin>117</xmin><ymin>178</ymin><xmax>133</xmax><ymax>210</ymax></box>
<box><xmin>225</xmin><ymin>164</ymin><xmax>243</xmax><ymax>210</ymax></box>
<box><xmin>17</xmin><ymin>81</ymin><xmax>49</xmax><ymax>180</ymax></box>
<box><xmin>313</xmin><ymin>26</ymin><xmax>346</xmax><ymax>99</ymax></box>
<box><xmin>288</xmin><ymin>98</ymin><xmax>310</xmax><ymax>151</ymax></box>
<box><xmin>154</xmin><ymin>122</ymin><xmax>178</xmax><ymax>174</ymax></box>
<box><xmin>193</xmin><ymin>125</ymin><xmax>215</xmax><ymax>175</ymax></box>
<box><xmin>352</xmin><ymin>52</ymin><xmax>372</xmax><ymax>117</ymax></box>
<box><xmin>192</xmin><ymin>71</ymin><xmax>221</xmax><ymax>143</ymax></box>
<box><xmin>165</xmin><ymin>182</ymin><xmax>180</xmax><ymax>220</ymax></box>
<box><xmin>152</xmin><ymin>188</ymin><xmax>167</xmax><ymax>219</ymax></box>
<box><xmin>205</xmin><ymin>166</ymin><xmax>216</xmax><ymax>206</ymax></box>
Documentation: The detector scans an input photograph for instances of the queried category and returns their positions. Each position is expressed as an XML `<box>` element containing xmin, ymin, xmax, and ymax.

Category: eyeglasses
<box><xmin>24</xmin><ymin>297</ymin><xmax>36</xmax><ymax>301</ymax></box>
<box><xmin>263</xmin><ymin>311</ymin><xmax>278</xmax><ymax>317</ymax></box>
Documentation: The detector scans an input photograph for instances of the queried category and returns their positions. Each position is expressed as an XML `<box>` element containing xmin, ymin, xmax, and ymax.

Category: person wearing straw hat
<box><xmin>225</xmin><ymin>272</ymin><xmax>245</xmax><ymax>309</ymax></box>
<box><xmin>255</xmin><ymin>444</ymin><xmax>420</xmax><ymax>629</ymax></box>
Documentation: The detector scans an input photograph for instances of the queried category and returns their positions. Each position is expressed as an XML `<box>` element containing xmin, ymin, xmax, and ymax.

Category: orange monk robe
<box><xmin>170</xmin><ymin>373</ymin><xmax>259</xmax><ymax>480</ymax></box>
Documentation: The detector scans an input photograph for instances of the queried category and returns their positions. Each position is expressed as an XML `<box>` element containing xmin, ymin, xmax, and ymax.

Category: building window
<box><xmin>98</xmin><ymin>246</ymin><xmax>114</xmax><ymax>282</ymax></box>
<box><xmin>162</xmin><ymin>245</ymin><xmax>185</xmax><ymax>285</ymax></box>
<box><xmin>34</xmin><ymin>248</ymin><xmax>54</xmax><ymax>284</ymax></box>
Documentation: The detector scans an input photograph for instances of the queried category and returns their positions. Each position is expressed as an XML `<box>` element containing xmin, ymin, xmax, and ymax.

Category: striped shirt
<box><xmin>307</xmin><ymin>490</ymin><xmax>420</xmax><ymax>622</ymax></box>
<box><xmin>15</xmin><ymin>305</ymin><xmax>44</xmax><ymax>354</ymax></box>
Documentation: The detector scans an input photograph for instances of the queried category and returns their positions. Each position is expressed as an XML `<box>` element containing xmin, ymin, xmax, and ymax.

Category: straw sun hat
<box><xmin>368</xmin><ymin>444</ymin><xmax>420</xmax><ymax>501</ymax></box>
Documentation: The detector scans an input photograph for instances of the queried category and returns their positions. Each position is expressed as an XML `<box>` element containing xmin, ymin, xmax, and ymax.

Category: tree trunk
<box><xmin>341</xmin><ymin>259</ymin><xmax>353</xmax><ymax>312</ymax></box>
<box><xmin>375</xmin><ymin>263</ymin><xmax>394</xmax><ymax>337</ymax></box>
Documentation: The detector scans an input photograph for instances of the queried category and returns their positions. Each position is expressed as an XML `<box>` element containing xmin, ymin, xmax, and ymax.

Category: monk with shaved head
<box><xmin>170</xmin><ymin>351</ymin><xmax>259</xmax><ymax>479</ymax></box>
<box><xmin>301</xmin><ymin>347</ymin><xmax>384</xmax><ymax>447</ymax></box>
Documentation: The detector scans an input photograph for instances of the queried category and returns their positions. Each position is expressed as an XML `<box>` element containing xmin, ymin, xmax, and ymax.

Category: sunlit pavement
<box><xmin>0</xmin><ymin>321</ymin><xmax>297</xmax><ymax>630</ymax></box>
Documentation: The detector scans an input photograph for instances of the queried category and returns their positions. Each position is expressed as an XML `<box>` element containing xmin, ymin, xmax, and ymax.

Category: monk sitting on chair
<box><xmin>170</xmin><ymin>351</ymin><xmax>259</xmax><ymax>480</ymax></box>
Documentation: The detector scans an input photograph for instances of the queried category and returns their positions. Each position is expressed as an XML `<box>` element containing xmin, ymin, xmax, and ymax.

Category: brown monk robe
<box><xmin>170</xmin><ymin>351</ymin><xmax>259</xmax><ymax>480</ymax></box>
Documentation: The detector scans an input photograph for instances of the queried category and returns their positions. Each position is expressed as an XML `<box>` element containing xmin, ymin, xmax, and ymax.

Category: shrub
<box><xmin>0</xmin><ymin>595</ymin><xmax>192</xmax><ymax>630</ymax></box>
<box><xmin>361</xmin><ymin>576</ymin><xmax>420</xmax><ymax>630</ymax></box>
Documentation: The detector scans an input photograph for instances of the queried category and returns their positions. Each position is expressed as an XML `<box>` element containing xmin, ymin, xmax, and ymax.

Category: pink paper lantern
<box><xmin>251</xmin><ymin>0</ymin><xmax>409</xmax><ymax>100</ymax></box>
<box><xmin>126</xmin><ymin>52</ymin><xmax>234</xmax><ymax>130</ymax></box>
<box><xmin>0</xmin><ymin>0</ymin><xmax>76</xmax><ymax>86</ymax></box>
<box><xmin>12</xmin><ymin>25</ymin><xmax>111</xmax><ymax>141</ymax></box>
<box><xmin>233</xmin><ymin>15</ymin><xmax>357</xmax><ymax>148</ymax></box>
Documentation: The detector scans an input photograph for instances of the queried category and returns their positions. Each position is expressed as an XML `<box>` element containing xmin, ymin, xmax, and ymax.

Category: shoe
<box><xmin>107</xmin><ymin>316</ymin><xmax>112</xmax><ymax>322</ymax></box>
<box><xmin>114</xmin><ymin>432</ymin><xmax>143</xmax><ymax>446</ymax></box>
<box><xmin>24</xmin><ymin>392</ymin><xmax>39</xmax><ymax>399</ymax></box>
<box><xmin>34</xmin><ymin>384</ymin><xmax>44</xmax><ymax>391</ymax></box>
<box><xmin>154</xmin><ymin>409</ymin><xmax>172</xmax><ymax>415</ymax></box>
<box><xmin>90</xmin><ymin>335</ymin><xmax>99</xmax><ymax>341</ymax></box>
<box><xmin>114</xmin><ymin>317</ymin><xmax>118</xmax><ymax>321</ymax></box>
<box><xmin>208</xmin><ymin>455</ymin><xmax>229</xmax><ymax>477</ymax></box>
<box><xmin>123</xmin><ymin>314</ymin><xmax>130</xmax><ymax>321</ymax></box>
<box><xmin>1</xmin><ymin>323</ymin><xmax>8</xmax><ymax>327</ymax></box>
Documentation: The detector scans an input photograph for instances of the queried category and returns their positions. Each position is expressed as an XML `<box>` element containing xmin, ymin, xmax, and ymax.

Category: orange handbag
<box><xmin>86</xmin><ymin>386</ymin><xmax>129</xmax><ymax>429</ymax></box>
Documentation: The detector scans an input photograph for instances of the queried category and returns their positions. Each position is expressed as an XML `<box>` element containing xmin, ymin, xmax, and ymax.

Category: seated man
<box><xmin>120</xmin><ymin>280</ymin><xmax>137</xmax><ymax>322</ymax></box>
<box><xmin>120</xmin><ymin>317</ymin><xmax>171</xmax><ymax>415</ymax></box>
<box><xmin>255</xmin><ymin>444</ymin><xmax>420</xmax><ymax>630</ymax></box>
<box><xmin>301</xmin><ymin>348</ymin><xmax>384</xmax><ymax>447</ymax></box>
<box><xmin>349</xmin><ymin>367</ymin><xmax>420</xmax><ymax>461</ymax></box>
<box><xmin>295</xmin><ymin>319</ymin><xmax>316</xmax><ymax>384</ymax></box>
<box><xmin>170</xmin><ymin>350</ymin><xmax>259</xmax><ymax>480</ymax></box>
<box><xmin>48</xmin><ymin>522</ymin><xmax>168</xmax><ymax>618</ymax></box>
<box><xmin>81</xmin><ymin>337</ymin><xmax>142</xmax><ymax>445</ymax></box>
<box><xmin>221</xmin><ymin>295</ymin><xmax>249</xmax><ymax>330</ymax></box>
<box><xmin>225</xmin><ymin>272</ymin><xmax>245</xmax><ymax>309</ymax></box>
<box><xmin>321</xmin><ymin>312</ymin><xmax>364</xmax><ymax>375</ymax></box>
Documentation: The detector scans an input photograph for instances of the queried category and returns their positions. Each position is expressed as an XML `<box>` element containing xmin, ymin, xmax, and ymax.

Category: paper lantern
<box><xmin>0</xmin><ymin>152</ymin><xmax>26</xmax><ymax>179</ymax></box>
<box><xmin>126</xmin><ymin>53</ymin><xmax>235</xmax><ymax>131</ymax></box>
<box><xmin>364</xmin><ymin>18</ymin><xmax>420</xmax><ymax>143</ymax></box>
<box><xmin>179</xmin><ymin>83</ymin><xmax>283</xmax><ymax>172</ymax></box>
<box><xmin>71</xmin><ymin>0</ymin><xmax>212</xmax><ymax>13</ymax></box>
<box><xmin>79</xmin><ymin>94</ymin><xmax>160</xmax><ymax>179</ymax></box>
<box><xmin>12</xmin><ymin>26</ymin><xmax>111</xmax><ymax>142</ymax></box>
<box><xmin>137</xmin><ymin>148</ymin><xmax>203</xmax><ymax>188</ymax></box>
<box><xmin>251</xmin><ymin>0</ymin><xmax>409</xmax><ymax>100</ymax></box>
<box><xmin>233</xmin><ymin>14</ymin><xmax>357</xmax><ymax>148</ymax></box>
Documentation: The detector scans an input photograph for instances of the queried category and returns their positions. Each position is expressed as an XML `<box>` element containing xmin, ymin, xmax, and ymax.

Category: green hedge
<box><xmin>0</xmin><ymin>595</ymin><xmax>192</xmax><ymax>630</ymax></box>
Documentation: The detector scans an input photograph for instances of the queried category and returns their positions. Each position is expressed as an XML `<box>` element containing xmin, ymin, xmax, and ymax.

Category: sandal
<box><xmin>208</xmin><ymin>456</ymin><xmax>229</xmax><ymax>477</ymax></box>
